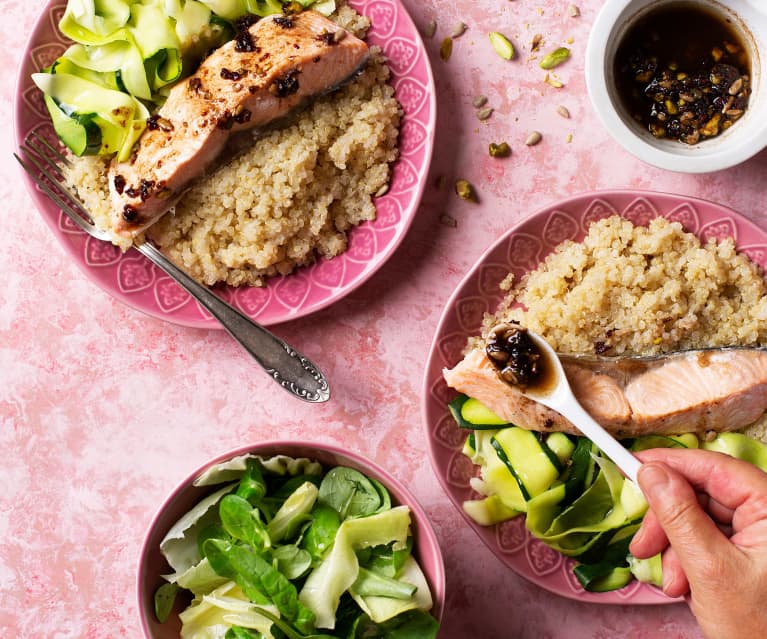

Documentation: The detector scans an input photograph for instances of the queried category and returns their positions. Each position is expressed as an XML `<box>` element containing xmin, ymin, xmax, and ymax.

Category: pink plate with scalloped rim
<box><xmin>15</xmin><ymin>0</ymin><xmax>434</xmax><ymax>327</ymax></box>
<box><xmin>423</xmin><ymin>190</ymin><xmax>767</xmax><ymax>604</ymax></box>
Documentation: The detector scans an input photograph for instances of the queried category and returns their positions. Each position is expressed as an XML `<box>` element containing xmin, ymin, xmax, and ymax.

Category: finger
<box><xmin>635</xmin><ymin>449</ymin><xmax>767</xmax><ymax>520</ymax></box>
<box><xmin>660</xmin><ymin>546</ymin><xmax>690</xmax><ymax>598</ymax></box>
<box><xmin>707</xmin><ymin>496</ymin><xmax>735</xmax><ymax>525</ymax></box>
<box><xmin>630</xmin><ymin>506</ymin><xmax>669</xmax><ymax>558</ymax></box>
<box><xmin>636</xmin><ymin>462</ymin><xmax>733</xmax><ymax>583</ymax></box>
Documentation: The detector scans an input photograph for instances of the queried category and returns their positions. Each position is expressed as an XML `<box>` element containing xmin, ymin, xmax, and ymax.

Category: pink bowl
<box><xmin>16</xmin><ymin>0</ymin><xmax>436</xmax><ymax>328</ymax></box>
<box><xmin>138</xmin><ymin>441</ymin><xmax>445</xmax><ymax>638</ymax></box>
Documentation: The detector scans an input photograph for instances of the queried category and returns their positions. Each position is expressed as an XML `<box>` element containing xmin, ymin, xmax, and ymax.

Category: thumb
<box><xmin>638</xmin><ymin>462</ymin><xmax>731</xmax><ymax>578</ymax></box>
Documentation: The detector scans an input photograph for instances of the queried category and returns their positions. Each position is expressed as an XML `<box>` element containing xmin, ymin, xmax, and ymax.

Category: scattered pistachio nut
<box><xmin>440</xmin><ymin>37</ymin><xmax>453</xmax><ymax>61</ymax></box>
<box><xmin>473</xmin><ymin>94</ymin><xmax>488</xmax><ymax>108</ymax></box>
<box><xmin>525</xmin><ymin>131</ymin><xmax>542</xmax><ymax>146</ymax></box>
<box><xmin>489</xmin><ymin>142</ymin><xmax>512</xmax><ymax>158</ymax></box>
<box><xmin>423</xmin><ymin>19</ymin><xmax>437</xmax><ymax>38</ymax></box>
<box><xmin>531</xmin><ymin>33</ymin><xmax>543</xmax><ymax>52</ymax></box>
<box><xmin>556</xmin><ymin>105</ymin><xmax>571</xmax><ymax>118</ymax></box>
<box><xmin>566</xmin><ymin>133</ymin><xmax>573</xmax><ymax>143</ymax></box>
<box><xmin>440</xmin><ymin>213</ymin><xmax>458</xmax><ymax>227</ymax></box>
<box><xmin>451</xmin><ymin>22</ymin><xmax>468</xmax><ymax>38</ymax></box>
<box><xmin>455</xmin><ymin>179</ymin><xmax>478</xmax><ymax>202</ymax></box>
<box><xmin>540</xmin><ymin>47</ymin><xmax>571</xmax><ymax>70</ymax></box>
<box><xmin>489</xmin><ymin>31</ymin><xmax>515</xmax><ymax>60</ymax></box>
<box><xmin>544</xmin><ymin>73</ymin><xmax>565</xmax><ymax>88</ymax></box>
<box><xmin>476</xmin><ymin>106</ymin><xmax>494</xmax><ymax>121</ymax></box>
<box><xmin>568</xmin><ymin>4</ymin><xmax>580</xmax><ymax>17</ymax></box>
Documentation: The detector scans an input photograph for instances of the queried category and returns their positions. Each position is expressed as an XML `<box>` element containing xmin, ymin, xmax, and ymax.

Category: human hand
<box><xmin>629</xmin><ymin>448</ymin><xmax>767</xmax><ymax>639</ymax></box>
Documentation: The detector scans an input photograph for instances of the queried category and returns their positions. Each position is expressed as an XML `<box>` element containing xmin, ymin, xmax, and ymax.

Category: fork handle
<box><xmin>135</xmin><ymin>242</ymin><xmax>330</xmax><ymax>403</ymax></box>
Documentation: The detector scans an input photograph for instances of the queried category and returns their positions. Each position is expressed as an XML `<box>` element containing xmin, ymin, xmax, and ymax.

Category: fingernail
<box><xmin>662</xmin><ymin>572</ymin><xmax>675</xmax><ymax>595</ymax></box>
<box><xmin>638</xmin><ymin>464</ymin><xmax>670</xmax><ymax>498</ymax></box>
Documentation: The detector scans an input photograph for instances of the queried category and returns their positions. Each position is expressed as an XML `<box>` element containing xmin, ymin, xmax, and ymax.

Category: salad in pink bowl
<box><xmin>422</xmin><ymin>189</ymin><xmax>767</xmax><ymax>605</ymax></box>
<box><xmin>15</xmin><ymin>0</ymin><xmax>435</xmax><ymax>328</ymax></box>
<box><xmin>138</xmin><ymin>441</ymin><xmax>445</xmax><ymax>638</ymax></box>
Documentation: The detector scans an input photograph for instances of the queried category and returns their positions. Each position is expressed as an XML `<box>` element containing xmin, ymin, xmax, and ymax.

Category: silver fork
<box><xmin>15</xmin><ymin>131</ymin><xmax>330</xmax><ymax>403</ymax></box>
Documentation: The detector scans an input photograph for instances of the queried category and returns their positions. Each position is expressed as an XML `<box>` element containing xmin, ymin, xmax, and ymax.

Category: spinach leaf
<box><xmin>359</xmin><ymin>539</ymin><xmax>413</xmax><ymax>578</ymax></box>
<box><xmin>153</xmin><ymin>582</ymin><xmax>179</xmax><ymax>623</ymax></box>
<box><xmin>318</xmin><ymin>467</ymin><xmax>382</xmax><ymax>520</ymax></box>
<box><xmin>273</xmin><ymin>544</ymin><xmax>313</xmax><ymax>580</ymax></box>
<box><xmin>236</xmin><ymin>458</ymin><xmax>267</xmax><ymax>505</ymax></box>
<box><xmin>252</xmin><ymin>606</ymin><xmax>336</xmax><ymax>639</ymax></box>
<box><xmin>196</xmin><ymin>522</ymin><xmax>231</xmax><ymax>557</ymax></box>
<box><xmin>302</xmin><ymin>504</ymin><xmax>341</xmax><ymax>564</ymax></box>
<box><xmin>225</xmin><ymin>626</ymin><xmax>260</xmax><ymax>639</ymax></box>
<box><xmin>350</xmin><ymin>567</ymin><xmax>416</xmax><ymax>599</ymax></box>
<box><xmin>369</xmin><ymin>478</ymin><xmax>392</xmax><ymax>514</ymax></box>
<box><xmin>203</xmin><ymin>539</ymin><xmax>316</xmax><ymax>633</ymax></box>
<box><xmin>273</xmin><ymin>474</ymin><xmax>323</xmax><ymax>500</ymax></box>
<box><xmin>350</xmin><ymin>610</ymin><xmax>439</xmax><ymax>639</ymax></box>
<box><xmin>219</xmin><ymin>494</ymin><xmax>271</xmax><ymax>551</ymax></box>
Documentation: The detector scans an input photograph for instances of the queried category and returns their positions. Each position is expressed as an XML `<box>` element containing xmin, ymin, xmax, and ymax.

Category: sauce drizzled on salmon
<box><xmin>108</xmin><ymin>11</ymin><xmax>370</xmax><ymax>238</ymax></box>
<box><xmin>445</xmin><ymin>347</ymin><xmax>767</xmax><ymax>437</ymax></box>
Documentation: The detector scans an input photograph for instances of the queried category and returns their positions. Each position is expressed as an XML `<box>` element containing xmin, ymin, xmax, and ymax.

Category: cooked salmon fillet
<box><xmin>443</xmin><ymin>349</ymin><xmax>767</xmax><ymax>437</ymax></box>
<box><xmin>108</xmin><ymin>11</ymin><xmax>370</xmax><ymax>237</ymax></box>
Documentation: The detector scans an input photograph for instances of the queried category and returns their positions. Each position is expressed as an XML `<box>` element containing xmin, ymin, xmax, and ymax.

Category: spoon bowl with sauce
<box><xmin>487</xmin><ymin>324</ymin><xmax>642</xmax><ymax>483</ymax></box>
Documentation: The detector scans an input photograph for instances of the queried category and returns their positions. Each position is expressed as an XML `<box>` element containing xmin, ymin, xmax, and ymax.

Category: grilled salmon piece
<box><xmin>443</xmin><ymin>348</ymin><xmax>767</xmax><ymax>437</ymax></box>
<box><xmin>624</xmin><ymin>350</ymin><xmax>767</xmax><ymax>433</ymax></box>
<box><xmin>108</xmin><ymin>11</ymin><xmax>370</xmax><ymax>237</ymax></box>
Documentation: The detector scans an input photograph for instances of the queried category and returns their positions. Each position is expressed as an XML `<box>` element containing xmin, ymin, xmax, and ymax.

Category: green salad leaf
<box><xmin>454</xmin><ymin>395</ymin><xmax>767</xmax><ymax>592</ymax></box>
<box><xmin>156</xmin><ymin>456</ymin><xmax>436</xmax><ymax>637</ymax></box>
<box><xmin>37</xmin><ymin>0</ymin><xmax>338</xmax><ymax>159</ymax></box>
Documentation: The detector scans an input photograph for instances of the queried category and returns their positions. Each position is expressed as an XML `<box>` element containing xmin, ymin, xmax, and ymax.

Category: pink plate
<box><xmin>14</xmin><ymin>0</ymin><xmax>435</xmax><ymax>327</ymax></box>
<box><xmin>422</xmin><ymin>190</ymin><xmax>767</xmax><ymax>605</ymax></box>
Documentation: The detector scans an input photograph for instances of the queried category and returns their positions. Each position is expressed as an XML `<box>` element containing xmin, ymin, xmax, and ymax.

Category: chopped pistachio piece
<box><xmin>423</xmin><ymin>19</ymin><xmax>437</xmax><ymax>39</ymax></box>
<box><xmin>544</xmin><ymin>73</ymin><xmax>565</xmax><ymax>88</ymax></box>
<box><xmin>489</xmin><ymin>32</ymin><xmax>515</xmax><ymax>60</ymax></box>
<box><xmin>473</xmin><ymin>94</ymin><xmax>488</xmax><ymax>108</ymax></box>
<box><xmin>540</xmin><ymin>47</ymin><xmax>571</xmax><ymax>70</ymax></box>
<box><xmin>568</xmin><ymin>4</ymin><xmax>580</xmax><ymax>17</ymax></box>
<box><xmin>489</xmin><ymin>142</ymin><xmax>512</xmax><ymax>158</ymax></box>
<box><xmin>455</xmin><ymin>179</ymin><xmax>478</xmax><ymax>202</ymax></box>
<box><xmin>440</xmin><ymin>213</ymin><xmax>458</xmax><ymax>227</ymax></box>
<box><xmin>451</xmin><ymin>22</ymin><xmax>468</xmax><ymax>38</ymax></box>
<box><xmin>525</xmin><ymin>131</ymin><xmax>542</xmax><ymax>146</ymax></box>
<box><xmin>440</xmin><ymin>37</ymin><xmax>453</xmax><ymax>61</ymax></box>
<box><xmin>476</xmin><ymin>107</ymin><xmax>494</xmax><ymax>121</ymax></box>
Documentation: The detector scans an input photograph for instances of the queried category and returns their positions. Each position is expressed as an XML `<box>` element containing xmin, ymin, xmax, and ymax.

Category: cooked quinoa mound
<box><xmin>484</xmin><ymin>215</ymin><xmax>767</xmax><ymax>356</ymax></box>
<box><xmin>62</xmin><ymin>5</ymin><xmax>401</xmax><ymax>287</ymax></box>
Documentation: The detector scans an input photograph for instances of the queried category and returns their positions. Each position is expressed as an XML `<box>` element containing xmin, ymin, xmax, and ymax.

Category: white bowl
<box><xmin>586</xmin><ymin>0</ymin><xmax>767</xmax><ymax>173</ymax></box>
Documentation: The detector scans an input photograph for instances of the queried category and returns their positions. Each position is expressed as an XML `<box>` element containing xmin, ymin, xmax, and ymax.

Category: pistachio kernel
<box><xmin>455</xmin><ymin>179</ymin><xmax>478</xmax><ymax>202</ymax></box>
<box><xmin>489</xmin><ymin>142</ymin><xmax>512</xmax><ymax>157</ymax></box>
<box><xmin>476</xmin><ymin>106</ymin><xmax>494</xmax><ymax>121</ymax></box>
<box><xmin>489</xmin><ymin>31</ymin><xmax>515</xmax><ymax>60</ymax></box>
<box><xmin>440</xmin><ymin>37</ymin><xmax>453</xmax><ymax>61</ymax></box>
<box><xmin>525</xmin><ymin>131</ymin><xmax>542</xmax><ymax>146</ymax></box>
<box><xmin>540</xmin><ymin>47</ymin><xmax>571</xmax><ymax>70</ymax></box>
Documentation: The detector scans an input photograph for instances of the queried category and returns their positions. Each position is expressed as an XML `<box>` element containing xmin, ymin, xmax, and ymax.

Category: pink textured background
<box><xmin>3</xmin><ymin>1</ymin><xmax>767</xmax><ymax>637</ymax></box>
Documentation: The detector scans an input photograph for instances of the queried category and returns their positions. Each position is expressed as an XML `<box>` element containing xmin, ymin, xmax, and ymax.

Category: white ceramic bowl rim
<box><xmin>586</xmin><ymin>0</ymin><xmax>767</xmax><ymax>173</ymax></box>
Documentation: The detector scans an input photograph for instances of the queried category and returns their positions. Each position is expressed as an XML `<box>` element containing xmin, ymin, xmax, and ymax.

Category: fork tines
<box><xmin>15</xmin><ymin>131</ymin><xmax>108</xmax><ymax>240</ymax></box>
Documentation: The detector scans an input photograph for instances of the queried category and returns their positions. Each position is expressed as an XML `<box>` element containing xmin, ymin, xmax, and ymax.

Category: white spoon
<box><xmin>515</xmin><ymin>330</ymin><xmax>642</xmax><ymax>484</ymax></box>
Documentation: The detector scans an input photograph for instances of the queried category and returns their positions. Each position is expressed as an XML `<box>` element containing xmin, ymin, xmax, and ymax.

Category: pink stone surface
<box><xmin>4</xmin><ymin>0</ymin><xmax>767</xmax><ymax>637</ymax></box>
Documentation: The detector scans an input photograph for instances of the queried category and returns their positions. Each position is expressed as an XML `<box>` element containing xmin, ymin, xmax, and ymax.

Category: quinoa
<box><xmin>61</xmin><ymin>5</ymin><xmax>401</xmax><ymax>287</ymax></box>
<box><xmin>480</xmin><ymin>215</ymin><xmax>767</xmax><ymax>356</ymax></box>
